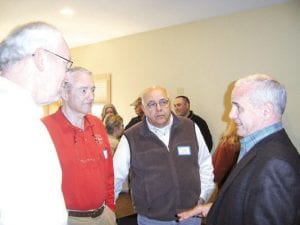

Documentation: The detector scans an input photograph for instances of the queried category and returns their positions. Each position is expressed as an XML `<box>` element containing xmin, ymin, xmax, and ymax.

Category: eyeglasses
<box><xmin>146</xmin><ymin>99</ymin><xmax>169</xmax><ymax>109</ymax></box>
<box><xmin>43</xmin><ymin>49</ymin><xmax>73</xmax><ymax>71</ymax></box>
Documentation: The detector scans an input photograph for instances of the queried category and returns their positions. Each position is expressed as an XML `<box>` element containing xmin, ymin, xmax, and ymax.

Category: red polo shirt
<box><xmin>42</xmin><ymin>109</ymin><xmax>115</xmax><ymax>211</ymax></box>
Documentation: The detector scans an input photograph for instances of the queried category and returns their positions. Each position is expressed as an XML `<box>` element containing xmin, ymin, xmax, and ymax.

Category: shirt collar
<box><xmin>240</xmin><ymin>122</ymin><xmax>283</xmax><ymax>155</ymax></box>
<box><xmin>55</xmin><ymin>108</ymin><xmax>93</xmax><ymax>132</ymax></box>
<box><xmin>146</xmin><ymin>114</ymin><xmax>173</xmax><ymax>136</ymax></box>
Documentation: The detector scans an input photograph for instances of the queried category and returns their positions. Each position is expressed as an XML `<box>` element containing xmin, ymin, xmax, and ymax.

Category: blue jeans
<box><xmin>137</xmin><ymin>214</ymin><xmax>201</xmax><ymax>225</ymax></box>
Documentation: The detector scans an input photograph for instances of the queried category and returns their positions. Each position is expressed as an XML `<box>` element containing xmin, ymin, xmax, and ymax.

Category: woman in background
<box><xmin>101</xmin><ymin>103</ymin><xmax>118</xmax><ymax>121</ymax></box>
<box><xmin>212</xmin><ymin>120</ymin><xmax>240</xmax><ymax>189</ymax></box>
<box><xmin>105</xmin><ymin>114</ymin><xmax>124</xmax><ymax>156</ymax></box>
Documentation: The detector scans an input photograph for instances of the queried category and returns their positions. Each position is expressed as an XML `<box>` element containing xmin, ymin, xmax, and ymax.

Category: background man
<box><xmin>173</xmin><ymin>95</ymin><xmax>213</xmax><ymax>151</ymax></box>
<box><xmin>178</xmin><ymin>74</ymin><xmax>300</xmax><ymax>225</ymax></box>
<box><xmin>42</xmin><ymin>67</ymin><xmax>116</xmax><ymax>225</ymax></box>
<box><xmin>0</xmin><ymin>22</ymin><xmax>70</xmax><ymax>225</ymax></box>
<box><xmin>114</xmin><ymin>86</ymin><xmax>215</xmax><ymax>225</ymax></box>
<box><xmin>125</xmin><ymin>97</ymin><xmax>144</xmax><ymax>130</ymax></box>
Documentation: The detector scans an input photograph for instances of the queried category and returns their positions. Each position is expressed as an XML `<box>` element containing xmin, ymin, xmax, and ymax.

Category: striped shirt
<box><xmin>238</xmin><ymin>122</ymin><xmax>283</xmax><ymax>162</ymax></box>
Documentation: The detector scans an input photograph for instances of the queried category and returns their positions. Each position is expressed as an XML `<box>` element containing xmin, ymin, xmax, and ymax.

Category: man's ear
<box><xmin>32</xmin><ymin>48</ymin><xmax>46</xmax><ymax>71</ymax></box>
<box><xmin>262</xmin><ymin>102</ymin><xmax>274</xmax><ymax>119</ymax></box>
<box><xmin>60</xmin><ymin>86</ymin><xmax>68</xmax><ymax>100</ymax></box>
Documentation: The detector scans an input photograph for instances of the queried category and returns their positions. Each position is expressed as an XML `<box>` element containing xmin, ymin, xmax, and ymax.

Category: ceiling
<box><xmin>0</xmin><ymin>0</ymin><xmax>289</xmax><ymax>48</ymax></box>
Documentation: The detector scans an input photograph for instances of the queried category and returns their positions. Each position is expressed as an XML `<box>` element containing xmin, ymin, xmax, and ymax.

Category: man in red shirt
<box><xmin>43</xmin><ymin>67</ymin><xmax>116</xmax><ymax>225</ymax></box>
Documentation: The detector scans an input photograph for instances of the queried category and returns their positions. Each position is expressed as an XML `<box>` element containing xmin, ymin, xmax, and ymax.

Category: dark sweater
<box><xmin>188</xmin><ymin>111</ymin><xmax>213</xmax><ymax>151</ymax></box>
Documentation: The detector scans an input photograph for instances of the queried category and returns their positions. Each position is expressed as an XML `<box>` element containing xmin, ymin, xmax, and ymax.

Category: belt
<box><xmin>68</xmin><ymin>205</ymin><xmax>105</xmax><ymax>218</ymax></box>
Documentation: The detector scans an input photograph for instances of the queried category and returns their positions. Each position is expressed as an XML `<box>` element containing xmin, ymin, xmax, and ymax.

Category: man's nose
<box><xmin>87</xmin><ymin>89</ymin><xmax>95</xmax><ymax>100</ymax></box>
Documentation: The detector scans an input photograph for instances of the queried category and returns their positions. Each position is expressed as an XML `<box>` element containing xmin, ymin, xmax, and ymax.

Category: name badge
<box><xmin>103</xmin><ymin>149</ymin><xmax>108</xmax><ymax>159</ymax></box>
<box><xmin>177</xmin><ymin>146</ymin><xmax>191</xmax><ymax>156</ymax></box>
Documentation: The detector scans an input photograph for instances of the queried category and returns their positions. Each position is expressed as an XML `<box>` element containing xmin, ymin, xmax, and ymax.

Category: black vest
<box><xmin>125</xmin><ymin>114</ymin><xmax>201</xmax><ymax>221</ymax></box>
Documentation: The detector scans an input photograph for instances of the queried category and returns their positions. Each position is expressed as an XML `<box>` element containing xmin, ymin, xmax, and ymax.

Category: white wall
<box><xmin>71</xmin><ymin>1</ymin><xmax>300</xmax><ymax>151</ymax></box>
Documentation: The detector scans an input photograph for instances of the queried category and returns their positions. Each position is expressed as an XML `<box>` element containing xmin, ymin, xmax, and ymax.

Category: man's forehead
<box><xmin>231</xmin><ymin>86</ymin><xmax>248</xmax><ymax>100</ymax></box>
<box><xmin>72</xmin><ymin>80</ymin><xmax>94</xmax><ymax>89</ymax></box>
<box><xmin>145</xmin><ymin>89</ymin><xmax>166</xmax><ymax>99</ymax></box>
<box><xmin>73</xmin><ymin>73</ymin><xmax>93</xmax><ymax>82</ymax></box>
<box><xmin>174</xmin><ymin>98</ymin><xmax>185</xmax><ymax>103</ymax></box>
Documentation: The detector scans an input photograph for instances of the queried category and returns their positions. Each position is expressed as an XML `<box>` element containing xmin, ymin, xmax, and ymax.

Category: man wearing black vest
<box><xmin>114</xmin><ymin>86</ymin><xmax>215</xmax><ymax>225</ymax></box>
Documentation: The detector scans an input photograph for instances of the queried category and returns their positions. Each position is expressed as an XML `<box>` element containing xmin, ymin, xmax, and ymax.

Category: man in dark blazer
<box><xmin>177</xmin><ymin>74</ymin><xmax>300</xmax><ymax>225</ymax></box>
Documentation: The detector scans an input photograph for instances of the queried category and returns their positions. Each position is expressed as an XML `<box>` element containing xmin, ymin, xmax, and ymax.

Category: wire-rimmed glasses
<box><xmin>43</xmin><ymin>49</ymin><xmax>73</xmax><ymax>71</ymax></box>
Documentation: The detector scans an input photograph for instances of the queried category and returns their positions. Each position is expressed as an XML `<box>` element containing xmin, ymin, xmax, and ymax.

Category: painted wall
<box><xmin>71</xmin><ymin>1</ymin><xmax>300</xmax><ymax>151</ymax></box>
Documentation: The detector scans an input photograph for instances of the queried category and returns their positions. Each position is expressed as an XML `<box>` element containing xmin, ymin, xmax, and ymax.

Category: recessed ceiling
<box><xmin>0</xmin><ymin>0</ymin><xmax>289</xmax><ymax>48</ymax></box>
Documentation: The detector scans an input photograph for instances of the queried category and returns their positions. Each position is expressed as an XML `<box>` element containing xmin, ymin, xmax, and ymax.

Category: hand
<box><xmin>177</xmin><ymin>202</ymin><xmax>213</xmax><ymax>221</ymax></box>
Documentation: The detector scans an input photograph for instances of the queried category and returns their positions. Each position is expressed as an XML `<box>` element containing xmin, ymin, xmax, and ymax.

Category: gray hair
<box><xmin>66</xmin><ymin>66</ymin><xmax>92</xmax><ymax>78</ymax></box>
<box><xmin>63</xmin><ymin>66</ymin><xmax>92</xmax><ymax>89</ymax></box>
<box><xmin>0</xmin><ymin>22</ymin><xmax>63</xmax><ymax>71</ymax></box>
<box><xmin>235</xmin><ymin>74</ymin><xmax>287</xmax><ymax>115</ymax></box>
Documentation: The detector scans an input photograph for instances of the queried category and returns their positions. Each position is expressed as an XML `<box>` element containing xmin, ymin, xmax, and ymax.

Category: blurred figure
<box><xmin>0</xmin><ymin>22</ymin><xmax>70</xmax><ymax>225</ymax></box>
<box><xmin>173</xmin><ymin>95</ymin><xmax>213</xmax><ymax>151</ymax></box>
<box><xmin>101</xmin><ymin>103</ymin><xmax>118</xmax><ymax>121</ymax></box>
<box><xmin>125</xmin><ymin>97</ymin><xmax>144</xmax><ymax>130</ymax></box>
<box><xmin>114</xmin><ymin>86</ymin><xmax>215</xmax><ymax>225</ymax></box>
<box><xmin>212</xmin><ymin>121</ymin><xmax>240</xmax><ymax>189</ymax></box>
<box><xmin>177</xmin><ymin>74</ymin><xmax>300</xmax><ymax>225</ymax></box>
<box><xmin>105</xmin><ymin>114</ymin><xmax>124</xmax><ymax>155</ymax></box>
<box><xmin>42</xmin><ymin>67</ymin><xmax>116</xmax><ymax>225</ymax></box>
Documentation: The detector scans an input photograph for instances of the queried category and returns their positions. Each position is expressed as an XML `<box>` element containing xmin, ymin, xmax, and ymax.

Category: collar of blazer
<box><xmin>218</xmin><ymin>145</ymin><xmax>258</xmax><ymax>195</ymax></box>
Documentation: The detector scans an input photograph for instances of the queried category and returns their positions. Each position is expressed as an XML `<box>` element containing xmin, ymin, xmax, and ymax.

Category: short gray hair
<box><xmin>62</xmin><ymin>66</ymin><xmax>92</xmax><ymax>89</ymax></box>
<box><xmin>0</xmin><ymin>22</ymin><xmax>63</xmax><ymax>71</ymax></box>
<box><xmin>66</xmin><ymin>66</ymin><xmax>92</xmax><ymax>77</ymax></box>
<box><xmin>235</xmin><ymin>74</ymin><xmax>287</xmax><ymax>115</ymax></box>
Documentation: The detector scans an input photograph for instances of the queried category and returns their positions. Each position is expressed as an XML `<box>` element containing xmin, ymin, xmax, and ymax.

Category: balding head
<box><xmin>0</xmin><ymin>22</ymin><xmax>71</xmax><ymax>105</ymax></box>
<box><xmin>141</xmin><ymin>85</ymin><xmax>171</xmax><ymax>128</ymax></box>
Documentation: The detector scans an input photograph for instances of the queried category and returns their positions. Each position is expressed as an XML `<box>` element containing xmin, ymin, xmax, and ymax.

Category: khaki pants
<box><xmin>68</xmin><ymin>206</ymin><xmax>117</xmax><ymax>225</ymax></box>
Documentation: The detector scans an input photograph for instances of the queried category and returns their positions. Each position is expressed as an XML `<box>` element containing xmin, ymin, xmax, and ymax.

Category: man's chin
<box><xmin>82</xmin><ymin>106</ymin><xmax>92</xmax><ymax>114</ymax></box>
<box><xmin>237</xmin><ymin>128</ymin><xmax>246</xmax><ymax>137</ymax></box>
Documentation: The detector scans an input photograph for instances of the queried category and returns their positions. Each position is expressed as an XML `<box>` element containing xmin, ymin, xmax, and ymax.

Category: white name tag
<box><xmin>103</xmin><ymin>149</ymin><xmax>108</xmax><ymax>159</ymax></box>
<box><xmin>177</xmin><ymin>146</ymin><xmax>191</xmax><ymax>156</ymax></box>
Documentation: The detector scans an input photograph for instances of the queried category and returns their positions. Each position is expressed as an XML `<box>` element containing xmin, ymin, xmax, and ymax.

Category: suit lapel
<box><xmin>218</xmin><ymin>147</ymin><xmax>258</xmax><ymax>195</ymax></box>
